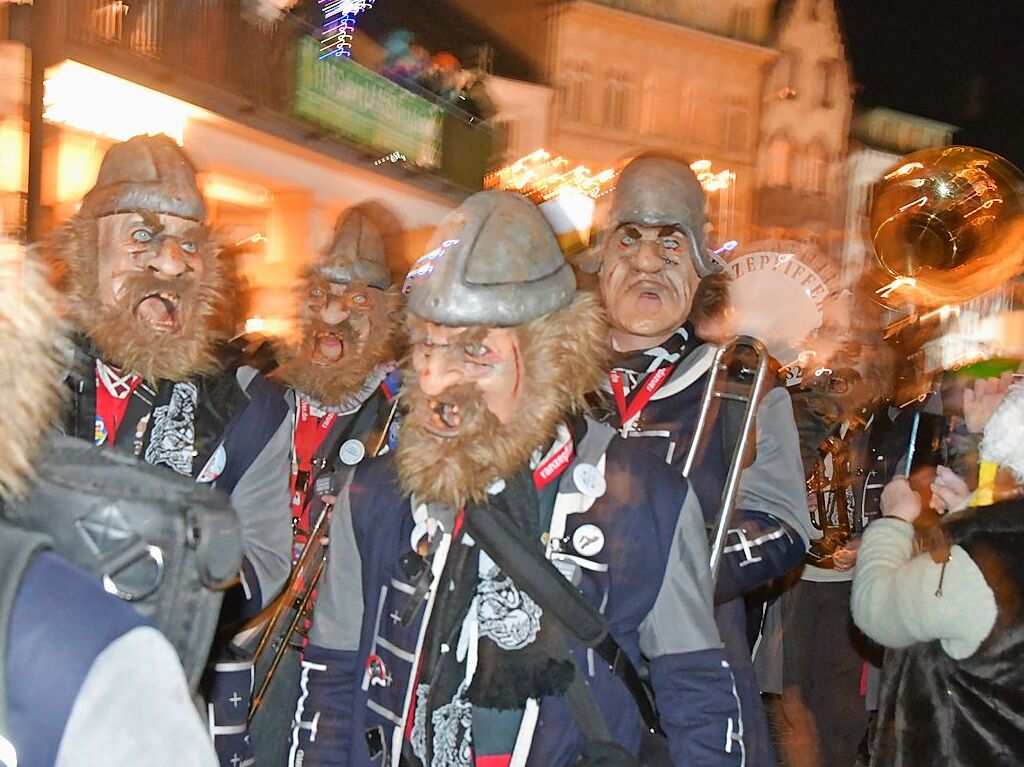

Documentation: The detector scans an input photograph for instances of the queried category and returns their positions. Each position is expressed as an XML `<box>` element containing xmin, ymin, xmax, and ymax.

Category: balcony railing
<box><xmin>51</xmin><ymin>0</ymin><xmax>492</xmax><ymax>190</ymax></box>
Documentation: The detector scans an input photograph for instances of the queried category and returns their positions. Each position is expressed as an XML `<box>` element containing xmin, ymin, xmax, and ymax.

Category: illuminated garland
<box><xmin>485</xmin><ymin>150</ymin><xmax>617</xmax><ymax>203</ymax></box>
<box><xmin>487</xmin><ymin>150</ymin><xmax>736</xmax><ymax>202</ymax></box>
<box><xmin>320</xmin><ymin>0</ymin><xmax>375</xmax><ymax>58</ymax></box>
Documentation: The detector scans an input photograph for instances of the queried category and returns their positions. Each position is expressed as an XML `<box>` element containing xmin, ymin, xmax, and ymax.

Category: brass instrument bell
<box><xmin>870</xmin><ymin>146</ymin><xmax>1024</xmax><ymax>311</ymax></box>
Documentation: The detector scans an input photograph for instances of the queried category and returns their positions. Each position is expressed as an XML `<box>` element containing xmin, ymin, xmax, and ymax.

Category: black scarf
<box><xmin>411</xmin><ymin>467</ymin><xmax>574</xmax><ymax>766</ymax></box>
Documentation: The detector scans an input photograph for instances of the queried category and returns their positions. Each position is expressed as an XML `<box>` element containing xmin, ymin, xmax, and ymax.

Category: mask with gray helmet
<box><xmin>314</xmin><ymin>208</ymin><xmax>392</xmax><ymax>289</ymax></box>
<box><xmin>80</xmin><ymin>134</ymin><xmax>207</xmax><ymax>222</ymax></box>
<box><xmin>404</xmin><ymin>190</ymin><xmax>576</xmax><ymax>327</ymax></box>
<box><xmin>602</xmin><ymin>155</ymin><xmax>720</xmax><ymax>277</ymax></box>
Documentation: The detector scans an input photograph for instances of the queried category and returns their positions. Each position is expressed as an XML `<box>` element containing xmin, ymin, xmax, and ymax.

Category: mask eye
<box><xmin>309</xmin><ymin>287</ymin><xmax>324</xmax><ymax>300</ymax></box>
<box><xmin>350</xmin><ymin>292</ymin><xmax>368</xmax><ymax>306</ymax></box>
<box><xmin>661</xmin><ymin>237</ymin><xmax>680</xmax><ymax>250</ymax></box>
<box><xmin>620</xmin><ymin>234</ymin><xmax>637</xmax><ymax>247</ymax></box>
<box><xmin>464</xmin><ymin>344</ymin><xmax>489</xmax><ymax>359</ymax></box>
<box><xmin>180</xmin><ymin>240</ymin><xmax>197</xmax><ymax>254</ymax></box>
<box><xmin>131</xmin><ymin>228</ymin><xmax>153</xmax><ymax>244</ymax></box>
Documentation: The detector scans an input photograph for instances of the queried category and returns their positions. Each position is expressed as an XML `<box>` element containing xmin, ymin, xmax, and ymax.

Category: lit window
<box><xmin>561</xmin><ymin>61</ymin><xmax>591</xmax><ymax>123</ymax></box>
<box><xmin>805</xmin><ymin>144</ymin><xmax>828</xmax><ymax>194</ymax></box>
<box><xmin>765</xmin><ymin>136</ymin><xmax>792</xmax><ymax>187</ymax></box>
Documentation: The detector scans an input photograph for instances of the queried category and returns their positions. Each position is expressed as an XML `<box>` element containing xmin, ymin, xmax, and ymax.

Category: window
<box><xmin>561</xmin><ymin>61</ymin><xmax>591</xmax><ymax>124</ymax></box>
<box><xmin>818</xmin><ymin>59</ymin><xmax>839</xmax><ymax>108</ymax></box>
<box><xmin>603</xmin><ymin>71</ymin><xmax>634</xmax><ymax>131</ymax></box>
<box><xmin>765</xmin><ymin>136</ymin><xmax>793</xmax><ymax>187</ymax></box>
<box><xmin>725</xmin><ymin>97</ymin><xmax>749</xmax><ymax>151</ymax></box>
<box><xmin>805</xmin><ymin>144</ymin><xmax>828</xmax><ymax>194</ymax></box>
<box><xmin>729</xmin><ymin>6</ymin><xmax>752</xmax><ymax>39</ymax></box>
<box><xmin>773</xmin><ymin>50</ymin><xmax>801</xmax><ymax>100</ymax></box>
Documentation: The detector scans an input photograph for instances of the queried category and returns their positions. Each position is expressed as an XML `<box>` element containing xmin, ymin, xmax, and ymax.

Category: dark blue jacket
<box><xmin>299</xmin><ymin>433</ymin><xmax>742</xmax><ymax>767</ymax></box>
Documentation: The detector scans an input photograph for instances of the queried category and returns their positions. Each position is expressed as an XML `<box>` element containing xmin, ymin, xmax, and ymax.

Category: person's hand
<box><xmin>930</xmin><ymin>465</ymin><xmax>970</xmax><ymax>514</ymax></box>
<box><xmin>880</xmin><ymin>476</ymin><xmax>922</xmax><ymax>523</ymax></box>
<box><xmin>832</xmin><ymin>538</ymin><xmax>861</xmax><ymax>572</ymax></box>
<box><xmin>963</xmin><ymin>372</ymin><xmax>1013</xmax><ymax>433</ymax></box>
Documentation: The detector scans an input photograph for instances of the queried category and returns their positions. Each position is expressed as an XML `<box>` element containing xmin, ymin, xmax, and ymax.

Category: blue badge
<box><xmin>94</xmin><ymin>416</ymin><xmax>109</xmax><ymax>447</ymax></box>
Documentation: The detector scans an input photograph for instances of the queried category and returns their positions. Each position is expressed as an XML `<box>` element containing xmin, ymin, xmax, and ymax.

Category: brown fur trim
<box><xmin>396</xmin><ymin>291</ymin><xmax>608</xmax><ymax>507</ymax></box>
<box><xmin>39</xmin><ymin>214</ymin><xmax>227</xmax><ymax>383</ymax></box>
<box><xmin>0</xmin><ymin>251</ymin><xmax>67</xmax><ymax>499</ymax></box>
<box><xmin>276</xmin><ymin>281</ymin><xmax>402</xmax><ymax>406</ymax></box>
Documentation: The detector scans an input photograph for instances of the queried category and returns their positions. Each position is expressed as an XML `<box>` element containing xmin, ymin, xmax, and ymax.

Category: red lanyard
<box><xmin>533</xmin><ymin>435</ymin><xmax>575</xmax><ymax>490</ymax></box>
<box><xmin>609</xmin><ymin>366</ymin><xmax>675</xmax><ymax>427</ymax></box>
<box><xmin>94</xmin><ymin>370</ymin><xmax>142</xmax><ymax>448</ymax></box>
<box><xmin>293</xmin><ymin>399</ymin><xmax>338</xmax><ymax>473</ymax></box>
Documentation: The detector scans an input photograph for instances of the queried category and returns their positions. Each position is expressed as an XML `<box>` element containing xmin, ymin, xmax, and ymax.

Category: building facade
<box><xmin>752</xmin><ymin>0</ymin><xmax>853</xmax><ymax>253</ymax></box>
<box><xmin>2</xmin><ymin>0</ymin><xmax>494</xmax><ymax>334</ymax></box>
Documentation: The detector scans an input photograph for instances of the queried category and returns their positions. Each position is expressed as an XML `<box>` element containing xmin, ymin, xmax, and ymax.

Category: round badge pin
<box><xmin>572</xmin><ymin>524</ymin><xmax>605</xmax><ymax>557</ymax></box>
<box><xmin>339</xmin><ymin>439</ymin><xmax>366</xmax><ymax>466</ymax></box>
<box><xmin>486</xmin><ymin>478</ymin><xmax>506</xmax><ymax>495</ymax></box>
<box><xmin>197</xmin><ymin>445</ymin><xmax>226</xmax><ymax>483</ymax></box>
<box><xmin>573</xmin><ymin>463</ymin><xmax>607</xmax><ymax>498</ymax></box>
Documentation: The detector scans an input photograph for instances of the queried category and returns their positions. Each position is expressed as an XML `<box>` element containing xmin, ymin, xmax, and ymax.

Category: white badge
<box><xmin>338</xmin><ymin>439</ymin><xmax>366</xmax><ymax>466</ymax></box>
<box><xmin>486</xmin><ymin>478</ymin><xmax>506</xmax><ymax>496</ymax></box>
<box><xmin>197</xmin><ymin>445</ymin><xmax>226</xmax><ymax>483</ymax></box>
<box><xmin>572</xmin><ymin>524</ymin><xmax>605</xmax><ymax>557</ymax></box>
<box><xmin>573</xmin><ymin>463</ymin><xmax>606</xmax><ymax>498</ymax></box>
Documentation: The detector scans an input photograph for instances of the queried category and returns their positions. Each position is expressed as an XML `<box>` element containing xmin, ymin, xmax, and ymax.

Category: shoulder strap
<box><xmin>462</xmin><ymin>503</ymin><xmax>665</xmax><ymax>737</ymax></box>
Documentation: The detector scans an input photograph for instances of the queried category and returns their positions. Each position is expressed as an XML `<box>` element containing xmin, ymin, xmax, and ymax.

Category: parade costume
<box><xmin>594</xmin><ymin>157</ymin><xmax>813</xmax><ymax>767</ymax></box>
<box><xmin>248</xmin><ymin>209</ymin><xmax>402</xmax><ymax>766</ymax></box>
<box><xmin>42</xmin><ymin>136</ymin><xmax>292</xmax><ymax>767</ymax></box>
<box><xmin>290</xmin><ymin>191</ymin><xmax>741</xmax><ymax>767</ymax></box>
<box><xmin>0</xmin><ymin>255</ymin><xmax>215</xmax><ymax>767</ymax></box>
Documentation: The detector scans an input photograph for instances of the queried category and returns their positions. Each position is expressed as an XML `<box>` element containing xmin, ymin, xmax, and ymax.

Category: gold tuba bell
<box><xmin>869</xmin><ymin>146</ymin><xmax>1024</xmax><ymax>311</ymax></box>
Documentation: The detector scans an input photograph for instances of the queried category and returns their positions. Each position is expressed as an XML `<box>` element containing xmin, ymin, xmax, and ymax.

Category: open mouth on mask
<box><xmin>425</xmin><ymin>399</ymin><xmax>462</xmax><ymax>437</ymax></box>
<box><xmin>312</xmin><ymin>332</ymin><xmax>345</xmax><ymax>365</ymax></box>
<box><xmin>630</xmin><ymin>280</ymin><xmax>666</xmax><ymax>308</ymax></box>
<box><xmin>134</xmin><ymin>291</ymin><xmax>182</xmax><ymax>333</ymax></box>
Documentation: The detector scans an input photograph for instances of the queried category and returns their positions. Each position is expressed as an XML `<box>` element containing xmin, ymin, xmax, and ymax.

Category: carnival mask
<box><xmin>52</xmin><ymin>209</ymin><xmax>224</xmax><ymax>383</ymax></box>
<box><xmin>599</xmin><ymin>223</ymin><xmax>701</xmax><ymax>352</ymax></box>
<box><xmin>277</xmin><ymin>276</ymin><xmax>399</xmax><ymax>408</ymax></box>
<box><xmin>396</xmin><ymin>294</ymin><xmax>607</xmax><ymax>508</ymax></box>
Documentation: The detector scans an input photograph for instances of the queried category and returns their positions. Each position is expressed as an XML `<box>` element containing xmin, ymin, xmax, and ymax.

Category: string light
<box><xmin>319</xmin><ymin>0</ymin><xmax>375</xmax><ymax>59</ymax></box>
<box><xmin>485</xmin><ymin>149</ymin><xmax>618</xmax><ymax>203</ymax></box>
<box><xmin>690</xmin><ymin>159</ymin><xmax>735</xmax><ymax>193</ymax></box>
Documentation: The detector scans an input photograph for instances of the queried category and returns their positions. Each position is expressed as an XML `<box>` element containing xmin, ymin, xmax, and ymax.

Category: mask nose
<box><xmin>418</xmin><ymin>352</ymin><xmax>464</xmax><ymax>398</ymax></box>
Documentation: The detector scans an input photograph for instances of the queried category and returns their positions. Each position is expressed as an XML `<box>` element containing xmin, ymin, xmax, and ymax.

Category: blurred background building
<box><xmin>0</xmin><ymin>0</ymin><xmax>964</xmax><ymax>332</ymax></box>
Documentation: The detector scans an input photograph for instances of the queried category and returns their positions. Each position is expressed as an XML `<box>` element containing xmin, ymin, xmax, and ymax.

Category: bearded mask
<box><xmin>43</xmin><ymin>136</ymin><xmax>225</xmax><ymax>383</ymax></box>
<box><xmin>396</xmin><ymin>292</ymin><xmax>606</xmax><ymax>508</ymax></box>
<box><xmin>394</xmin><ymin>190</ymin><xmax>607</xmax><ymax>508</ymax></box>
<box><xmin>276</xmin><ymin>208</ymin><xmax>401</xmax><ymax>407</ymax></box>
<box><xmin>0</xmin><ymin>247</ymin><xmax>67</xmax><ymax>499</ymax></box>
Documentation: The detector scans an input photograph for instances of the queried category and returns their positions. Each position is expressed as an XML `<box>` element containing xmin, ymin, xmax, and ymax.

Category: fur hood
<box><xmin>0</xmin><ymin>247</ymin><xmax>67</xmax><ymax>499</ymax></box>
<box><xmin>980</xmin><ymin>380</ymin><xmax>1024</xmax><ymax>484</ymax></box>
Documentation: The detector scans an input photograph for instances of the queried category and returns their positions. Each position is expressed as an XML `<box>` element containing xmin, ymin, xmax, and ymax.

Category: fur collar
<box><xmin>0</xmin><ymin>250</ymin><xmax>67</xmax><ymax>499</ymax></box>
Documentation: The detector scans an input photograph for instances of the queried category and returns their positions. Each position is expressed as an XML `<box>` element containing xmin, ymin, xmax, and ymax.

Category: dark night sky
<box><xmin>835</xmin><ymin>0</ymin><xmax>1024</xmax><ymax>166</ymax></box>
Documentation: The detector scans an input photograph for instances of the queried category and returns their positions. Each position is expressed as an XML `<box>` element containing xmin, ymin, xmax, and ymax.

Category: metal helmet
<box><xmin>405</xmin><ymin>190</ymin><xmax>575</xmax><ymax>326</ymax></box>
<box><xmin>315</xmin><ymin>208</ymin><xmax>391</xmax><ymax>289</ymax></box>
<box><xmin>606</xmin><ymin>156</ymin><xmax>720</xmax><ymax>276</ymax></box>
<box><xmin>80</xmin><ymin>135</ymin><xmax>206</xmax><ymax>221</ymax></box>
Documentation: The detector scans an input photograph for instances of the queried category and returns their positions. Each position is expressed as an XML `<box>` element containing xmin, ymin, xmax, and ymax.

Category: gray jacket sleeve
<box><xmin>308</xmin><ymin>470</ymin><xmax>365</xmax><ymax>651</ymax></box>
<box><xmin>850</xmin><ymin>518</ymin><xmax>997</xmax><ymax>659</ymax></box>
<box><xmin>639</xmin><ymin>488</ymin><xmax>723</xmax><ymax>656</ymax></box>
<box><xmin>229</xmin><ymin>367</ymin><xmax>293</xmax><ymax>607</ymax></box>
<box><xmin>55</xmin><ymin>626</ymin><xmax>217</xmax><ymax>767</ymax></box>
<box><xmin>736</xmin><ymin>386</ymin><xmax>817</xmax><ymax>544</ymax></box>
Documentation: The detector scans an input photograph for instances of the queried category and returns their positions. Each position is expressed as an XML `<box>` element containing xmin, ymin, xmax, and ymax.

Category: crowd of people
<box><xmin>0</xmin><ymin>135</ymin><xmax>1021</xmax><ymax>767</ymax></box>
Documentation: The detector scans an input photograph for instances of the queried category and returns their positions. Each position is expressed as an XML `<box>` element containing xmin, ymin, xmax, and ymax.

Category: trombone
<box><xmin>245</xmin><ymin>398</ymin><xmax>399</xmax><ymax>723</ymax></box>
<box><xmin>683</xmin><ymin>335</ymin><xmax>771</xmax><ymax>582</ymax></box>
